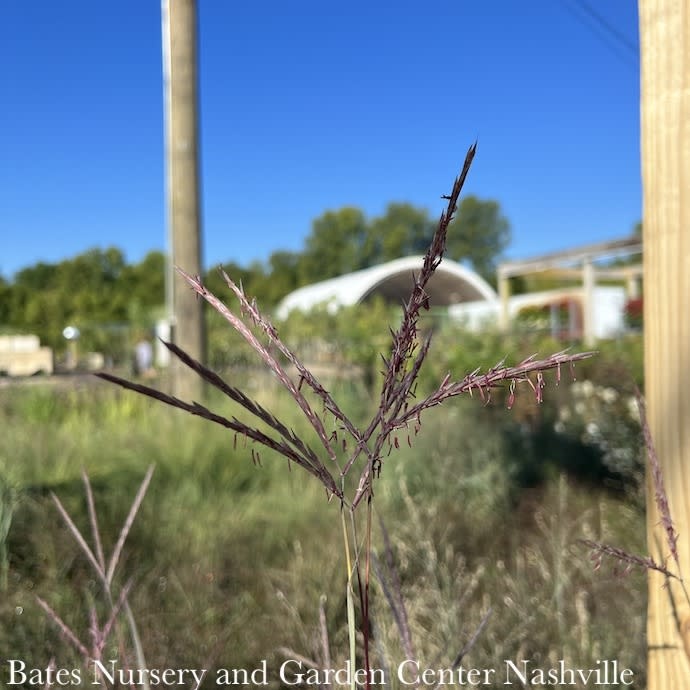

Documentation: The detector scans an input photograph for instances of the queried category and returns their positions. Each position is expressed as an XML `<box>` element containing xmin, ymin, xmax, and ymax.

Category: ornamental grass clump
<box><xmin>98</xmin><ymin>143</ymin><xmax>593</xmax><ymax>682</ymax></box>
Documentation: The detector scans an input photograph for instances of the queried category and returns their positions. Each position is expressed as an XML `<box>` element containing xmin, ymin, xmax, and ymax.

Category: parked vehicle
<box><xmin>0</xmin><ymin>335</ymin><xmax>53</xmax><ymax>376</ymax></box>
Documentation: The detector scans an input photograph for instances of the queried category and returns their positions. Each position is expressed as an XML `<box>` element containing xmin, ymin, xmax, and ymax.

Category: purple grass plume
<box><xmin>97</xmin><ymin>144</ymin><xmax>593</xmax><ymax>512</ymax></box>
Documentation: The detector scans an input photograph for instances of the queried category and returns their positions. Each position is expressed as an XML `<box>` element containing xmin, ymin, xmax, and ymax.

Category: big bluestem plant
<box><xmin>98</xmin><ymin>144</ymin><xmax>593</xmax><ymax>683</ymax></box>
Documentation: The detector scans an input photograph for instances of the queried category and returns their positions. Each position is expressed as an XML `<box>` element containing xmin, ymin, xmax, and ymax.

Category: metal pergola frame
<box><xmin>497</xmin><ymin>236</ymin><xmax>643</xmax><ymax>345</ymax></box>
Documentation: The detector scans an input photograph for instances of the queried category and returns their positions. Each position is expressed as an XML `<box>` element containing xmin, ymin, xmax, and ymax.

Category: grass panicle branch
<box><xmin>83</xmin><ymin>469</ymin><xmax>106</xmax><ymax>575</ymax></box>
<box><xmin>441</xmin><ymin>607</ymin><xmax>493</xmax><ymax>688</ymax></box>
<box><xmin>39</xmin><ymin>467</ymin><xmax>154</xmax><ymax>690</ymax></box>
<box><xmin>373</xmin><ymin>518</ymin><xmax>414</xmax><ymax>663</ymax></box>
<box><xmin>579</xmin><ymin>539</ymin><xmax>679</xmax><ymax>580</ymax></box>
<box><xmin>172</xmin><ymin>268</ymin><xmax>346</xmax><ymax>473</ymax></box>
<box><xmin>106</xmin><ymin>465</ymin><xmax>154</xmax><ymax>586</ymax></box>
<box><xmin>35</xmin><ymin>596</ymin><xmax>90</xmax><ymax>660</ymax></box>
<box><xmin>219</xmin><ymin>267</ymin><xmax>366</xmax><ymax>451</ymax></box>
<box><xmin>635</xmin><ymin>388</ymin><xmax>680</xmax><ymax>571</ymax></box>
<box><xmin>378</xmin><ymin>144</ymin><xmax>476</xmax><ymax>409</ymax></box>
<box><xmin>347</xmin><ymin>146</ymin><xmax>479</xmax><ymax>502</ymax></box>
<box><xmin>96</xmin><ymin>370</ymin><xmax>342</xmax><ymax>499</ymax></box>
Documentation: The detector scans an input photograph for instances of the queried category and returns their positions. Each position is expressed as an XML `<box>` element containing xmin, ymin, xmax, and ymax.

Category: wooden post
<box><xmin>640</xmin><ymin>1</ymin><xmax>690</xmax><ymax>686</ymax></box>
<box><xmin>162</xmin><ymin>0</ymin><xmax>206</xmax><ymax>400</ymax></box>
<box><xmin>626</xmin><ymin>270</ymin><xmax>640</xmax><ymax>300</ymax></box>
<box><xmin>581</xmin><ymin>259</ymin><xmax>595</xmax><ymax>346</ymax></box>
<box><xmin>497</xmin><ymin>266</ymin><xmax>510</xmax><ymax>331</ymax></box>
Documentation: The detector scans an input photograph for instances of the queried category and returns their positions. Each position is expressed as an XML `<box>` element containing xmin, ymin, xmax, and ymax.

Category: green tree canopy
<box><xmin>366</xmin><ymin>203</ymin><xmax>436</xmax><ymax>264</ymax></box>
<box><xmin>262</xmin><ymin>250</ymin><xmax>300</xmax><ymax>305</ymax></box>
<box><xmin>120</xmin><ymin>250</ymin><xmax>166</xmax><ymax>326</ymax></box>
<box><xmin>3</xmin><ymin>248</ymin><xmax>164</xmax><ymax>353</ymax></box>
<box><xmin>295</xmin><ymin>196</ymin><xmax>510</xmax><ymax>285</ymax></box>
<box><xmin>1</xmin><ymin>195</ymin><xmax>511</xmax><ymax>355</ymax></box>
<box><xmin>446</xmin><ymin>195</ymin><xmax>511</xmax><ymax>280</ymax></box>
<box><xmin>298</xmin><ymin>207</ymin><xmax>369</xmax><ymax>283</ymax></box>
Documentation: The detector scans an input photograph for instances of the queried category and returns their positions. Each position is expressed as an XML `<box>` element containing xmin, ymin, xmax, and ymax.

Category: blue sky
<box><xmin>2</xmin><ymin>1</ymin><xmax>640</xmax><ymax>280</ymax></box>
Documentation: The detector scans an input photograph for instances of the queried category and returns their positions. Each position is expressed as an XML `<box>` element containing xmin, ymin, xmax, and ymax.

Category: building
<box><xmin>276</xmin><ymin>255</ymin><xmax>496</xmax><ymax>319</ymax></box>
<box><xmin>276</xmin><ymin>237</ymin><xmax>642</xmax><ymax>343</ymax></box>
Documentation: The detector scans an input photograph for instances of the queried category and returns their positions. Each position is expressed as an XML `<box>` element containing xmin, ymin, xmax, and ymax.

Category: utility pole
<box><xmin>639</xmin><ymin>1</ymin><xmax>690</xmax><ymax>686</ymax></box>
<box><xmin>161</xmin><ymin>0</ymin><xmax>206</xmax><ymax>400</ymax></box>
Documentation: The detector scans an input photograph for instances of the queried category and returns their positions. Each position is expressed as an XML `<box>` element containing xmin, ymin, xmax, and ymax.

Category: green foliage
<box><xmin>263</xmin><ymin>250</ymin><xmax>301</xmax><ymax>305</ymax></box>
<box><xmin>1</xmin><ymin>194</ymin><xmax>510</xmax><ymax>359</ymax></box>
<box><xmin>0</xmin><ymin>278</ymin><xmax>12</xmax><ymax>326</ymax></box>
<box><xmin>0</xmin><ymin>475</ymin><xmax>19</xmax><ymax>591</ymax></box>
<box><xmin>3</xmin><ymin>248</ymin><xmax>165</xmax><ymax>359</ymax></box>
<box><xmin>295</xmin><ymin>196</ymin><xmax>510</xmax><ymax>284</ymax></box>
<box><xmin>120</xmin><ymin>250</ymin><xmax>166</xmax><ymax>327</ymax></box>
<box><xmin>368</xmin><ymin>324</ymin><xmax>645</xmax><ymax>491</ymax></box>
<box><xmin>366</xmin><ymin>203</ymin><xmax>436</xmax><ymax>262</ymax></box>
<box><xmin>370</xmin><ymin>469</ymin><xmax>645</xmax><ymax>685</ymax></box>
<box><xmin>196</xmin><ymin>299</ymin><xmax>644</xmax><ymax>495</ymax></box>
<box><xmin>0</xmin><ymin>384</ymin><xmax>646</xmax><ymax>681</ymax></box>
<box><xmin>280</xmin><ymin>296</ymin><xmax>397</xmax><ymax>385</ymax></box>
<box><xmin>298</xmin><ymin>207</ymin><xmax>369</xmax><ymax>282</ymax></box>
<box><xmin>446</xmin><ymin>195</ymin><xmax>511</xmax><ymax>281</ymax></box>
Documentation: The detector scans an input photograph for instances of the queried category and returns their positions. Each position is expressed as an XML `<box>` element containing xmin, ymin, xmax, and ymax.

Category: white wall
<box><xmin>448</xmin><ymin>286</ymin><xmax>627</xmax><ymax>339</ymax></box>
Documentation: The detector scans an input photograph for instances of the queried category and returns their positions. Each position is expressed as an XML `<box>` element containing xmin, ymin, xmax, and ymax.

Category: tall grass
<box><xmin>0</xmin><ymin>379</ymin><xmax>647</xmax><ymax>686</ymax></box>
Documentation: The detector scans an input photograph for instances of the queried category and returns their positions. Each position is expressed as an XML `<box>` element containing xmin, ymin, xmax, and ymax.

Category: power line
<box><xmin>574</xmin><ymin>0</ymin><xmax>639</xmax><ymax>55</ymax></box>
<box><xmin>563</xmin><ymin>0</ymin><xmax>639</xmax><ymax>69</ymax></box>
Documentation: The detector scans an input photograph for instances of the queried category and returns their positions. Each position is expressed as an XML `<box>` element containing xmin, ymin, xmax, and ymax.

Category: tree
<box><xmin>56</xmin><ymin>248</ymin><xmax>128</xmax><ymax>324</ymax></box>
<box><xmin>122</xmin><ymin>251</ymin><xmax>166</xmax><ymax>301</ymax></box>
<box><xmin>13</xmin><ymin>261</ymin><xmax>59</xmax><ymax>293</ymax></box>
<box><xmin>263</xmin><ymin>250</ymin><xmax>301</xmax><ymax>305</ymax></box>
<box><xmin>446</xmin><ymin>195</ymin><xmax>510</xmax><ymax>281</ymax></box>
<box><xmin>0</xmin><ymin>277</ymin><xmax>10</xmax><ymax>326</ymax></box>
<box><xmin>639</xmin><ymin>1</ymin><xmax>690</xmax><ymax>686</ymax></box>
<box><xmin>1</xmin><ymin>248</ymin><xmax>167</xmax><ymax>361</ymax></box>
<box><xmin>6</xmin><ymin>249</ymin><xmax>130</xmax><ymax>350</ymax></box>
<box><xmin>297</xmin><ymin>198</ymin><xmax>510</xmax><ymax>285</ymax></box>
<box><xmin>120</xmin><ymin>250</ymin><xmax>166</xmax><ymax>326</ymax></box>
<box><xmin>299</xmin><ymin>207</ymin><xmax>368</xmax><ymax>283</ymax></box>
<box><xmin>367</xmin><ymin>203</ymin><xmax>436</xmax><ymax>264</ymax></box>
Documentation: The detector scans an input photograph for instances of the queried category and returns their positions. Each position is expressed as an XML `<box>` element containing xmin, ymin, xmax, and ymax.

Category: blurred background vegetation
<box><xmin>0</xmin><ymin>326</ymin><xmax>645</xmax><ymax>688</ymax></box>
<box><xmin>0</xmin><ymin>195</ymin><xmax>511</xmax><ymax>362</ymax></box>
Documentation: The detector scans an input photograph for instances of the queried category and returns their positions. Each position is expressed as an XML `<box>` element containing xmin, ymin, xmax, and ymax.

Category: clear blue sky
<box><xmin>1</xmin><ymin>1</ymin><xmax>640</xmax><ymax>280</ymax></box>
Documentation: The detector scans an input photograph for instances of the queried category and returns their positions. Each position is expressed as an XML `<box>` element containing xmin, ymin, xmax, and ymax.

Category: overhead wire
<box><xmin>562</xmin><ymin>0</ymin><xmax>639</xmax><ymax>70</ymax></box>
